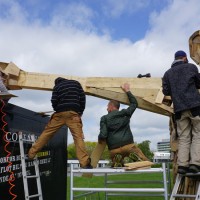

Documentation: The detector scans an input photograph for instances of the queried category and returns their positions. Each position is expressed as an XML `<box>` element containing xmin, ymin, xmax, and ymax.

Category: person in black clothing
<box><xmin>162</xmin><ymin>50</ymin><xmax>200</xmax><ymax>174</ymax></box>
<box><xmin>28</xmin><ymin>77</ymin><xmax>92</xmax><ymax>168</ymax></box>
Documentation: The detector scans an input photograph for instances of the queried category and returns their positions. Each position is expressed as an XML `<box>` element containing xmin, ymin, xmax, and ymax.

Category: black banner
<box><xmin>0</xmin><ymin>102</ymin><xmax>67</xmax><ymax>200</ymax></box>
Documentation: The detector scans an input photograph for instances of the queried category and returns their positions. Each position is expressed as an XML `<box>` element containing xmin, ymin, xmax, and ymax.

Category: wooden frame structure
<box><xmin>0</xmin><ymin>29</ymin><xmax>200</xmax><ymax>198</ymax></box>
<box><xmin>0</xmin><ymin>61</ymin><xmax>173</xmax><ymax>116</ymax></box>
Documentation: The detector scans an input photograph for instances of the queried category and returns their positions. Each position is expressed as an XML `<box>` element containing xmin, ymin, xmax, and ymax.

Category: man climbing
<box><xmin>28</xmin><ymin>77</ymin><xmax>92</xmax><ymax>169</ymax></box>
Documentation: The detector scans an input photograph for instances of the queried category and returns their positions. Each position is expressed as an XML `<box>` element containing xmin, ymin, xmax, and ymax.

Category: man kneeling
<box><xmin>98</xmin><ymin>83</ymin><xmax>148</xmax><ymax>167</ymax></box>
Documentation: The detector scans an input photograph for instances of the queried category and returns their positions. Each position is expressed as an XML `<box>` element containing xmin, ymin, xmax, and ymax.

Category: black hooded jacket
<box><xmin>162</xmin><ymin>61</ymin><xmax>200</xmax><ymax>113</ymax></box>
<box><xmin>51</xmin><ymin>77</ymin><xmax>86</xmax><ymax>115</ymax></box>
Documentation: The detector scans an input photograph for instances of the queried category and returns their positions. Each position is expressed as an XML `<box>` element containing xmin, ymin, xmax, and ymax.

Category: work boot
<box><xmin>177</xmin><ymin>166</ymin><xmax>189</xmax><ymax>174</ymax></box>
<box><xmin>123</xmin><ymin>156</ymin><xmax>132</xmax><ymax>164</ymax></box>
<box><xmin>188</xmin><ymin>164</ymin><xmax>200</xmax><ymax>173</ymax></box>
<box><xmin>129</xmin><ymin>152</ymin><xmax>142</xmax><ymax>162</ymax></box>
<box><xmin>81</xmin><ymin>158</ymin><xmax>93</xmax><ymax>169</ymax></box>
<box><xmin>112</xmin><ymin>154</ymin><xmax>123</xmax><ymax>168</ymax></box>
<box><xmin>82</xmin><ymin>164</ymin><xmax>93</xmax><ymax>169</ymax></box>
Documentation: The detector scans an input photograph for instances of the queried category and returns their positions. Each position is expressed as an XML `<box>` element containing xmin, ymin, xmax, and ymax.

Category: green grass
<box><xmin>67</xmin><ymin>172</ymin><xmax>172</xmax><ymax>200</ymax></box>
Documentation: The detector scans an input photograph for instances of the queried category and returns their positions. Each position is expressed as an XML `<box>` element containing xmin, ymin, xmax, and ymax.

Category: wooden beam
<box><xmin>86</xmin><ymin>87</ymin><xmax>172</xmax><ymax>116</ymax></box>
<box><xmin>0</xmin><ymin>61</ymin><xmax>174</xmax><ymax>116</ymax></box>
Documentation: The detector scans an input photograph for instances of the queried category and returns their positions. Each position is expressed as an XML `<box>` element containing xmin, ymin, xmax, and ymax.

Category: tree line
<box><xmin>67</xmin><ymin>140</ymin><xmax>154</xmax><ymax>160</ymax></box>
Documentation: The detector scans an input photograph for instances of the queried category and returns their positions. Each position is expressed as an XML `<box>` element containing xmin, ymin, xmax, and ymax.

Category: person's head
<box><xmin>174</xmin><ymin>50</ymin><xmax>188</xmax><ymax>63</ymax></box>
<box><xmin>55</xmin><ymin>77</ymin><xmax>66</xmax><ymax>85</ymax></box>
<box><xmin>107</xmin><ymin>100</ymin><xmax>120</xmax><ymax>113</ymax></box>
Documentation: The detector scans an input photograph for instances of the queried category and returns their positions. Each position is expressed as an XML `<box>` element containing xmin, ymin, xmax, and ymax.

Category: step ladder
<box><xmin>19</xmin><ymin>131</ymin><xmax>43</xmax><ymax>200</ymax></box>
<box><xmin>170</xmin><ymin>173</ymin><xmax>200</xmax><ymax>200</ymax></box>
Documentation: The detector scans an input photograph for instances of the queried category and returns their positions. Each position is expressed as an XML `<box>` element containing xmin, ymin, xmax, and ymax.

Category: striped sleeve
<box><xmin>78</xmin><ymin>82</ymin><xmax>86</xmax><ymax>115</ymax></box>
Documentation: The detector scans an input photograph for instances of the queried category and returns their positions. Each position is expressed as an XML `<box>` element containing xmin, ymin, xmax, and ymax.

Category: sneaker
<box><xmin>112</xmin><ymin>154</ymin><xmax>123</xmax><ymax>168</ymax></box>
<box><xmin>188</xmin><ymin>164</ymin><xmax>200</xmax><ymax>173</ymax></box>
<box><xmin>123</xmin><ymin>156</ymin><xmax>132</xmax><ymax>164</ymax></box>
<box><xmin>129</xmin><ymin>152</ymin><xmax>142</xmax><ymax>162</ymax></box>
<box><xmin>177</xmin><ymin>166</ymin><xmax>189</xmax><ymax>174</ymax></box>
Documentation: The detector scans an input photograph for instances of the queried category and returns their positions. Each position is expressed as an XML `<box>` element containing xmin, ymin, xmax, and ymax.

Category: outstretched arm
<box><xmin>120</xmin><ymin>83</ymin><xmax>138</xmax><ymax>116</ymax></box>
<box><xmin>121</xmin><ymin>82</ymin><xmax>130</xmax><ymax>93</ymax></box>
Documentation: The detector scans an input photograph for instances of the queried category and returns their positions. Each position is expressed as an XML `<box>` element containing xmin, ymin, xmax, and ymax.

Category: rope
<box><xmin>1</xmin><ymin>100</ymin><xmax>17</xmax><ymax>200</ymax></box>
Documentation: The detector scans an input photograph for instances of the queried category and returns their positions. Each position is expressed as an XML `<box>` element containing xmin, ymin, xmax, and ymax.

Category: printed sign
<box><xmin>0</xmin><ymin>103</ymin><xmax>67</xmax><ymax>200</ymax></box>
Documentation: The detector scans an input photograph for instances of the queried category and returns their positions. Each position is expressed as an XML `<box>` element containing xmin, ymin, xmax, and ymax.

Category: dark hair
<box><xmin>110</xmin><ymin>100</ymin><xmax>120</xmax><ymax>109</ymax></box>
<box><xmin>175</xmin><ymin>56</ymin><xmax>184</xmax><ymax>60</ymax></box>
<box><xmin>175</xmin><ymin>56</ymin><xmax>188</xmax><ymax>63</ymax></box>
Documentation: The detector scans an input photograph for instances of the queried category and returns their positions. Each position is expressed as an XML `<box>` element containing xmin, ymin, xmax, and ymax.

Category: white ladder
<box><xmin>170</xmin><ymin>173</ymin><xmax>200</xmax><ymax>200</ymax></box>
<box><xmin>19</xmin><ymin>132</ymin><xmax>43</xmax><ymax>200</ymax></box>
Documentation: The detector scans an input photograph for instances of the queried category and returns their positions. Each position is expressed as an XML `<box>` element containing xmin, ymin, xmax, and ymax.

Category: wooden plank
<box><xmin>143</xmin><ymin>96</ymin><xmax>173</xmax><ymax>115</ymax></box>
<box><xmin>90</xmin><ymin>141</ymin><xmax>107</xmax><ymax>168</ymax></box>
<box><xmin>86</xmin><ymin>86</ymin><xmax>159</xmax><ymax>99</ymax></box>
<box><xmin>4</xmin><ymin>62</ymin><xmax>21</xmax><ymax>77</ymax></box>
<box><xmin>86</xmin><ymin>77</ymin><xmax>162</xmax><ymax>89</ymax></box>
<box><xmin>82</xmin><ymin>141</ymin><xmax>107</xmax><ymax>177</ymax></box>
<box><xmin>86</xmin><ymin>87</ymin><xmax>172</xmax><ymax>116</ymax></box>
<box><xmin>124</xmin><ymin>161</ymin><xmax>154</xmax><ymax>170</ymax></box>
<box><xmin>16</xmin><ymin>71</ymin><xmax>87</xmax><ymax>91</ymax></box>
<box><xmin>155</xmin><ymin>87</ymin><xmax>164</xmax><ymax>104</ymax></box>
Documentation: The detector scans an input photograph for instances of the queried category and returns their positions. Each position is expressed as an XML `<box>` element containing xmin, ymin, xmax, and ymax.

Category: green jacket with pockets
<box><xmin>98</xmin><ymin>91</ymin><xmax>138</xmax><ymax>150</ymax></box>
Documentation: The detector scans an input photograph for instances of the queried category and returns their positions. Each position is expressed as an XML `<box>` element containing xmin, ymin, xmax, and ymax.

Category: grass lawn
<box><xmin>67</xmin><ymin>172</ymin><xmax>172</xmax><ymax>200</ymax></box>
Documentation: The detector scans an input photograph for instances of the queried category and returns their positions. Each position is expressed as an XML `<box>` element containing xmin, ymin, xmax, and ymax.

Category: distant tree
<box><xmin>85</xmin><ymin>141</ymin><xmax>97</xmax><ymax>155</ymax></box>
<box><xmin>67</xmin><ymin>140</ymin><xmax>154</xmax><ymax>161</ymax></box>
<box><xmin>67</xmin><ymin>143</ymin><xmax>76</xmax><ymax>159</ymax></box>
<box><xmin>99</xmin><ymin>145</ymin><xmax>110</xmax><ymax>160</ymax></box>
<box><xmin>67</xmin><ymin>141</ymin><xmax>110</xmax><ymax>160</ymax></box>
<box><xmin>137</xmin><ymin>140</ymin><xmax>154</xmax><ymax>160</ymax></box>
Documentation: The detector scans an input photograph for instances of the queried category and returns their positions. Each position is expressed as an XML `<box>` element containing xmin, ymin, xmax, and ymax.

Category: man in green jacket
<box><xmin>98</xmin><ymin>83</ymin><xmax>148</xmax><ymax>167</ymax></box>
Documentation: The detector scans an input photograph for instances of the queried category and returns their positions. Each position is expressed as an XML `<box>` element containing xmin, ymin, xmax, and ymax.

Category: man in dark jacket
<box><xmin>98</xmin><ymin>83</ymin><xmax>148</xmax><ymax>167</ymax></box>
<box><xmin>28</xmin><ymin>77</ymin><xmax>92</xmax><ymax>168</ymax></box>
<box><xmin>162</xmin><ymin>50</ymin><xmax>200</xmax><ymax>174</ymax></box>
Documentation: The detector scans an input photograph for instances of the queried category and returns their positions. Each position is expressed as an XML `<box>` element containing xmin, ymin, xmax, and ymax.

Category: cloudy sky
<box><xmin>1</xmin><ymin>0</ymin><xmax>200</xmax><ymax>150</ymax></box>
